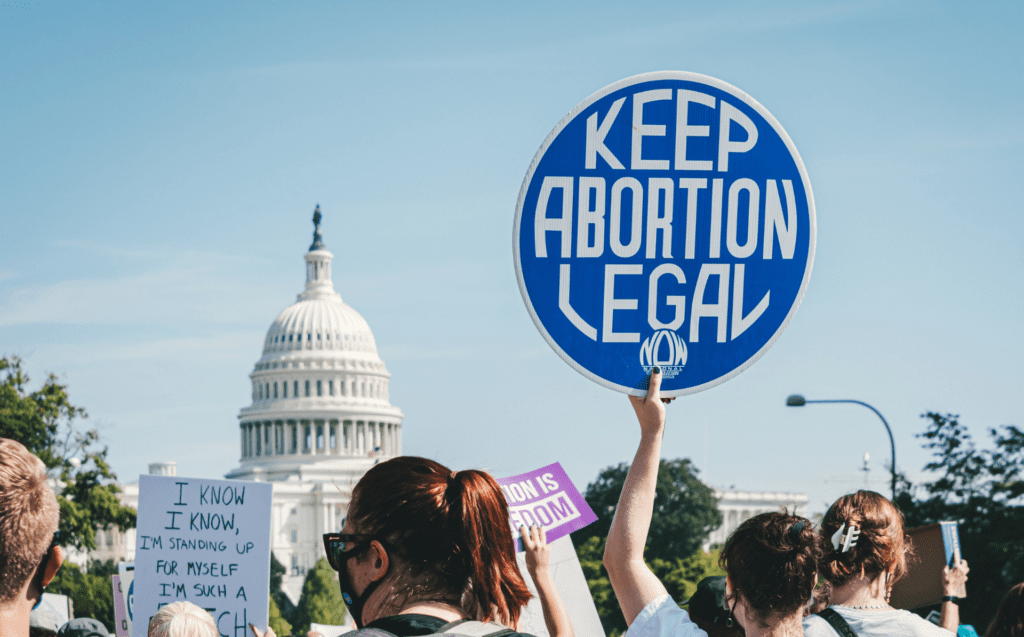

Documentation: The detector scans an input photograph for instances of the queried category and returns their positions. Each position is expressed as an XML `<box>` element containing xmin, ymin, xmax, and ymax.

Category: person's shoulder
<box><xmin>624</xmin><ymin>594</ymin><xmax>706</xmax><ymax>637</ymax></box>
<box><xmin>801</xmin><ymin>614</ymin><xmax>834</xmax><ymax>637</ymax></box>
<box><xmin>892</xmin><ymin>610</ymin><xmax>956</xmax><ymax>636</ymax></box>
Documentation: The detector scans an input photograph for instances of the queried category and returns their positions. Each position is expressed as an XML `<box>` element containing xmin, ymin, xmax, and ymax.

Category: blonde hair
<box><xmin>148</xmin><ymin>602</ymin><xmax>218</xmax><ymax>637</ymax></box>
<box><xmin>0</xmin><ymin>438</ymin><xmax>60</xmax><ymax>602</ymax></box>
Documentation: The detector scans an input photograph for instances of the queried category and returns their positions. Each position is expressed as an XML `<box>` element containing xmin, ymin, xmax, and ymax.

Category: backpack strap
<box><xmin>816</xmin><ymin>608</ymin><xmax>859</xmax><ymax>637</ymax></box>
<box><xmin>436</xmin><ymin>619</ymin><xmax>516</xmax><ymax>637</ymax></box>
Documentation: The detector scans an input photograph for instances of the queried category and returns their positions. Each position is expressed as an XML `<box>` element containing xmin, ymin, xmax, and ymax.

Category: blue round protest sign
<box><xmin>514</xmin><ymin>72</ymin><xmax>816</xmax><ymax>396</ymax></box>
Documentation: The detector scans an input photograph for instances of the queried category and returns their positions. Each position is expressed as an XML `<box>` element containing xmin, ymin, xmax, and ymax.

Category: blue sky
<box><xmin>2</xmin><ymin>1</ymin><xmax>1021</xmax><ymax>515</ymax></box>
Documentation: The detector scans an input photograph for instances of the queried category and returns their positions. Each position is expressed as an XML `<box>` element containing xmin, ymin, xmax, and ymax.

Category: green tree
<box><xmin>291</xmin><ymin>558</ymin><xmax>347</xmax><ymax>635</ymax></box>
<box><xmin>895</xmin><ymin>412</ymin><xmax>1024</xmax><ymax>629</ymax></box>
<box><xmin>268</xmin><ymin>595</ymin><xmax>293</xmax><ymax>637</ymax></box>
<box><xmin>0</xmin><ymin>356</ymin><xmax>136</xmax><ymax>551</ymax></box>
<box><xmin>571</xmin><ymin>458</ymin><xmax>722</xmax><ymax>561</ymax></box>
<box><xmin>576</xmin><ymin>536</ymin><xmax>726</xmax><ymax>637</ymax></box>
<box><xmin>269</xmin><ymin>553</ymin><xmax>295</xmax><ymax>630</ymax></box>
<box><xmin>572</xmin><ymin>458</ymin><xmax>722</xmax><ymax>635</ymax></box>
<box><xmin>47</xmin><ymin>559</ymin><xmax>120</xmax><ymax>632</ymax></box>
<box><xmin>575</xmin><ymin>537</ymin><xmax>621</xmax><ymax>636</ymax></box>
<box><xmin>649</xmin><ymin>548</ymin><xmax>726</xmax><ymax>606</ymax></box>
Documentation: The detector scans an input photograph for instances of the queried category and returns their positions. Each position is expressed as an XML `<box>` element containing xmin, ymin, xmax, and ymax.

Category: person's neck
<box><xmin>830</xmin><ymin>573</ymin><xmax>890</xmax><ymax>608</ymax></box>
<box><xmin>396</xmin><ymin>601</ymin><xmax>467</xmax><ymax>622</ymax></box>
<box><xmin>0</xmin><ymin>601</ymin><xmax>30</xmax><ymax>637</ymax></box>
<box><xmin>742</xmin><ymin>614</ymin><xmax>803</xmax><ymax>637</ymax></box>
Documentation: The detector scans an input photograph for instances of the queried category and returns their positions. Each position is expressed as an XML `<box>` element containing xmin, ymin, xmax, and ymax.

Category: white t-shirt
<box><xmin>623</xmin><ymin>594</ymin><xmax>707</xmax><ymax>637</ymax></box>
<box><xmin>803</xmin><ymin>606</ymin><xmax>954</xmax><ymax>637</ymax></box>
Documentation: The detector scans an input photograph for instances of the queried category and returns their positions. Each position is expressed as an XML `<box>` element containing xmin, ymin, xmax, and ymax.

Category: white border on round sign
<box><xmin>513</xmin><ymin>71</ymin><xmax>817</xmax><ymax>397</ymax></box>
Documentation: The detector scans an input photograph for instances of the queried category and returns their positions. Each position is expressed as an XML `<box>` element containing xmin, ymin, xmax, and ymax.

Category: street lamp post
<box><xmin>786</xmin><ymin>395</ymin><xmax>897</xmax><ymax>500</ymax></box>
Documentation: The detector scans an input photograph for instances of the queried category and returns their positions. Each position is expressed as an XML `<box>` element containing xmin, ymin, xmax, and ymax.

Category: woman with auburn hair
<box><xmin>320</xmin><ymin>456</ymin><xmax>535</xmax><ymax>637</ymax></box>
<box><xmin>603</xmin><ymin>369</ymin><xmax>820</xmax><ymax>637</ymax></box>
<box><xmin>986</xmin><ymin>582</ymin><xmax>1024</xmax><ymax>637</ymax></box>
<box><xmin>803</xmin><ymin>490</ymin><xmax>954</xmax><ymax>636</ymax></box>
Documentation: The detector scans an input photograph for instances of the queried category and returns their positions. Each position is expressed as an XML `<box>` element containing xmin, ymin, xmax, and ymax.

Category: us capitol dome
<box><xmin>225</xmin><ymin>205</ymin><xmax>403</xmax><ymax>582</ymax></box>
<box><xmin>88</xmin><ymin>207</ymin><xmax>405</xmax><ymax>592</ymax></box>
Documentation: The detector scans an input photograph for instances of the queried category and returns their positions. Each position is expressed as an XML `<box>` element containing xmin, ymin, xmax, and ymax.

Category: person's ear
<box><xmin>368</xmin><ymin>541</ymin><xmax>389</xmax><ymax>582</ymax></box>
<box><xmin>42</xmin><ymin>545</ymin><xmax>63</xmax><ymax>586</ymax></box>
<box><xmin>725</xmin><ymin>576</ymin><xmax>733</xmax><ymax>599</ymax></box>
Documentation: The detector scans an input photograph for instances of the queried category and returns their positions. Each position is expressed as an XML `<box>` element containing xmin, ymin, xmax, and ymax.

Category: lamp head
<box><xmin>786</xmin><ymin>394</ymin><xmax>806</xmax><ymax>407</ymax></box>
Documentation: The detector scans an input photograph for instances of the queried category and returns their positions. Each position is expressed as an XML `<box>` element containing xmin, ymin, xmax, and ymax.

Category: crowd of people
<box><xmin>1</xmin><ymin>370</ymin><xmax>1022</xmax><ymax>637</ymax></box>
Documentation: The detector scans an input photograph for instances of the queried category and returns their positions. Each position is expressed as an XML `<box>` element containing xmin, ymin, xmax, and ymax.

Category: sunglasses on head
<box><xmin>33</xmin><ymin>531</ymin><xmax>61</xmax><ymax>611</ymax></box>
<box><xmin>40</xmin><ymin>531</ymin><xmax>60</xmax><ymax>567</ymax></box>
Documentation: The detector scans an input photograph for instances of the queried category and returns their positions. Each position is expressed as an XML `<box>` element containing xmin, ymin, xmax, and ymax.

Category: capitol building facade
<box><xmin>93</xmin><ymin>209</ymin><xmax>403</xmax><ymax>599</ymax></box>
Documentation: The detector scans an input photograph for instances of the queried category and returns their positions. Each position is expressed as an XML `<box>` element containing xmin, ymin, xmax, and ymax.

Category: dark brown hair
<box><xmin>818</xmin><ymin>491</ymin><xmax>910</xmax><ymax>590</ymax></box>
<box><xmin>986</xmin><ymin>582</ymin><xmax>1024</xmax><ymax>637</ymax></box>
<box><xmin>719</xmin><ymin>510</ymin><xmax>819</xmax><ymax>626</ymax></box>
<box><xmin>347</xmin><ymin>456</ymin><xmax>531</xmax><ymax>626</ymax></box>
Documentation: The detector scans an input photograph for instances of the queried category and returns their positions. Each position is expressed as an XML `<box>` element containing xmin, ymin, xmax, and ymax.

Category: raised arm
<box><xmin>939</xmin><ymin>557</ymin><xmax>969</xmax><ymax>632</ymax></box>
<box><xmin>521</xmin><ymin>524</ymin><xmax>575</xmax><ymax>637</ymax></box>
<box><xmin>602</xmin><ymin>369</ymin><xmax>670</xmax><ymax>626</ymax></box>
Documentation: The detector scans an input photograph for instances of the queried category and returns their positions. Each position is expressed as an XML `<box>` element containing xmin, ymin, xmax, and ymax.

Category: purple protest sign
<box><xmin>498</xmin><ymin>462</ymin><xmax>597</xmax><ymax>551</ymax></box>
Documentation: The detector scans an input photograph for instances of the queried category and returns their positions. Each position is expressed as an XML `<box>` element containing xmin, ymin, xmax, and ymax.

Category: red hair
<box><xmin>818</xmin><ymin>491</ymin><xmax>910</xmax><ymax>590</ymax></box>
<box><xmin>348</xmin><ymin>456</ymin><xmax>532</xmax><ymax>626</ymax></box>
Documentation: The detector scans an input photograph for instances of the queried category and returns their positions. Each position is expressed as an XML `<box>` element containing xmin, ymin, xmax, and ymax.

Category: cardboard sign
<box><xmin>890</xmin><ymin>522</ymin><xmax>964</xmax><ymax>609</ymax></box>
<box><xmin>111</xmin><ymin>575</ymin><xmax>131</xmax><ymax>637</ymax></box>
<box><xmin>514</xmin><ymin>71</ymin><xmax>816</xmax><ymax>396</ymax></box>
<box><xmin>498</xmin><ymin>462</ymin><xmax>597</xmax><ymax>550</ymax></box>
<box><xmin>117</xmin><ymin>562</ymin><xmax>135</xmax><ymax>631</ymax></box>
<box><xmin>515</xmin><ymin>536</ymin><xmax>605</xmax><ymax>637</ymax></box>
<box><xmin>131</xmin><ymin>476</ymin><xmax>273</xmax><ymax>637</ymax></box>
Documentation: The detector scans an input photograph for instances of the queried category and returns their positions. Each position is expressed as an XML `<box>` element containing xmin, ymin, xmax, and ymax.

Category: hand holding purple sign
<box><xmin>498</xmin><ymin>462</ymin><xmax>597</xmax><ymax>551</ymax></box>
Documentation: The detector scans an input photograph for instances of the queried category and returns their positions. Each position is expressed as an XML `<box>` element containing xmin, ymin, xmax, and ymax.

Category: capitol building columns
<box><xmin>237</xmin><ymin>417</ymin><xmax>402</xmax><ymax>460</ymax></box>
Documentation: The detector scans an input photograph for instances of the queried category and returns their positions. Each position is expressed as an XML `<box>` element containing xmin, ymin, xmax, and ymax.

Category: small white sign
<box><xmin>131</xmin><ymin>476</ymin><xmax>272</xmax><ymax>637</ymax></box>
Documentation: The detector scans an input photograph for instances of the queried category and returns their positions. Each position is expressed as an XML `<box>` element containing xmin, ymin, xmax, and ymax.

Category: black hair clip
<box><xmin>788</xmin><ymin>520</ymin><xmax>807</xmax><ymax>541</ymax></box>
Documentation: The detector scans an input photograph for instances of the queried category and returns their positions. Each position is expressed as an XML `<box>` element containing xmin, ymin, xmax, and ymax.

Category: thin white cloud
<box><xmin>0</xmin><ymin>251</ymin><xmax>282</xmax><ymax>328</ymax></box>
<box><xmin>35</xmin><ymin>331</ymin><xmax>264</xmax><ymax>365</ymax></box>
<box><xmin>0</xmin><ymin>270</ymin><xmax>18</xmax><ymax>281</ymax></box>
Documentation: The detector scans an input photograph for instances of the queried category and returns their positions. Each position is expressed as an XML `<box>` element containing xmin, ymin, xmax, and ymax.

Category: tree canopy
<box><xmin>47</xmin><ymin>559</ymin><xmax>120</xmax><ymax>632</ymax></box>
<box><xmin>572</xmin><ymin>457</ymin><xmax>722</xmax><ymax>636</ymax></box>
<box><xmin>896</xmin><ymin>412</ymin><xmax>1024</xmax><ymax>629</ymax></box>
<box><xmin>576</xmin><ymin>536</ymin><xmax>725</xmax><ymax>636</ymax></box>
<box><xmin>571</xmin><ymin>458</ymin><xmax>722</xmax><ymax>561</ymax></box>
<box><xmin>291</xmin><ymin>558</ymin><xmax>347</xmax><ymax>635</ymax></box>
<box><xmin>0</xmin><ymin>356</ymin><xmax>136</xmax><ymax>551</ymax></box>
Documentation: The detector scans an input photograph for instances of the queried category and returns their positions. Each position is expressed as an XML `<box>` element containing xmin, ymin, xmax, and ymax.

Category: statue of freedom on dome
<box><xmin>310</xmin><ymin>204</ymin><xmax>325</xmax><ymax>250</ymax></box>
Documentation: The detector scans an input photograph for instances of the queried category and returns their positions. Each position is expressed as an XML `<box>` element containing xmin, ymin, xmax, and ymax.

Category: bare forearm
<box><xmin>602</xmin><ymin>427</ymin><xmax>668</xmax><ymax>624</ymax></box>
<box><xmin>606</xmin><ymin>429</ymin><xmax>662</xmax><ymax>563</ymax></box>
<box><xmin>530</xmin><ymin>568</ymin><xmax>574</xmax><ymax>637</ymax></box>
<box><xmin>939</xmin><ymin>601</ymin><xmax>959</xmax><ymax>632</ymax></box>
<box><xmin>940</xmin><ymin>559</ymin><xmax>968</xmax><ymax>632</ymax></box>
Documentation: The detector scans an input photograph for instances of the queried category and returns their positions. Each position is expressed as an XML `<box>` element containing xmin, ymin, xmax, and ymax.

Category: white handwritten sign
<box><xmin>131</xmin><ymin>476</ymin><xmax>272</xmax><ymax>637</ymax></box>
